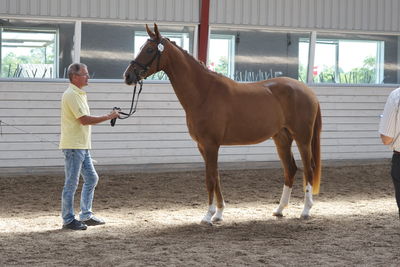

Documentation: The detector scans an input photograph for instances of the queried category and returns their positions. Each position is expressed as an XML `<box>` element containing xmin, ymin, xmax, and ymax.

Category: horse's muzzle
<box><xmin>124</xmin><ymin>72</ymin><xmax>138</xmax><ymax>85</ymax></box>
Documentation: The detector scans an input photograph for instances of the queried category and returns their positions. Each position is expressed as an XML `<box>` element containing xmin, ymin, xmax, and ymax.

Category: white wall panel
<box><xmin>210</xmin><ymin>0</ymin><xmax>400</xmax><ymax>33</ymax></box>
<box><xmin>0</xmin><ymin>81</ymin><xmax>394</xmax><ymax>168</ymax></box>
<box><xmin>0</xmin><ymin>0</ymin><xmax>200</xmax><ymax>23</ymax></box>
<box><xmin>39</xmin><ymin>0</ymin><xmax>47</xmax><ymax>16</ymax></box>
<box><xmin>48</xmin><ymin>0</ymin><xmax>58</xmax><ymax>17</ymax></box>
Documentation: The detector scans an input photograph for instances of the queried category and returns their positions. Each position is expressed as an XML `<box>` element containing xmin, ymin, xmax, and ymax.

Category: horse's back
<box><xmin>263</xmin><ymin>77</ymin><xmax>320</xmax><ymax>137</ymax></box>
<box><xmin>263</xmin><ymin>77</ymin><xmax>318</xmax><ymax>104</ymax></box>
<box><xmin>228</xmin><ymin>76</ymin><xmax>318</xmax><ymax>119</ymax></box>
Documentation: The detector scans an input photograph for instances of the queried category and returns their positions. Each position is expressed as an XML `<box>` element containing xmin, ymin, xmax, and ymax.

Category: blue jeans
<box><xmin>61</xmin><ymin>149</ymin><xmax>99</xmax><ymax>225</ymax></box>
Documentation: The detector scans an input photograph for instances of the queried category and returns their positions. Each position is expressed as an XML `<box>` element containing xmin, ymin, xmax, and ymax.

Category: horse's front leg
<box><xmin>198</xmin><ymin>144</ymin><xmax>225</xmax><ymax>225</ymax></box>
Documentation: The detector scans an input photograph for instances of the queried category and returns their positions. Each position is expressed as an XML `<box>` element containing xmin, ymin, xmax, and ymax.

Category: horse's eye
<box><xmin>146</xmin><ymin>47</ymin><xmax>154</xmax><ymax>53</ymax></box>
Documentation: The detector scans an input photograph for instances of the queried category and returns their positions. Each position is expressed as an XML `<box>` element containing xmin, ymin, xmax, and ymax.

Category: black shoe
<box><xmin>82</xmin><ymin>216</ymin><xmax>105</xmax><ymax>226</ymax></box>
<box><xmin>62</xmin><ymin>219</ymin><xmax>87</xmax><ymax>230</ymax></box>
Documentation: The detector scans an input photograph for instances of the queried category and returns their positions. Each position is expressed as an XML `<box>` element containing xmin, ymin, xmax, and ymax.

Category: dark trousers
<box><xmin>390</xmin><ymin>153</ymin><xmax>400</xmax><ymax>215</ymax></box>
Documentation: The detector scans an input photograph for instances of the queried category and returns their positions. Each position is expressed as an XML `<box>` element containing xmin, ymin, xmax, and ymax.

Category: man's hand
<box><xmin>380</xmin><ymin>134</ymin><xmax>394</xmax><ymax>145</ymax></box>
<box><xmin>108</xmin><ymin>109</ymin><xmax>120</xmax><ymax>120</ymax></box>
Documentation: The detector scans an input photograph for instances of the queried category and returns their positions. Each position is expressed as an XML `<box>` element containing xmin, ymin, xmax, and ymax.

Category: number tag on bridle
<box><xmin>158</xmin><ymin>43</ymin><xmax>164</xmax><ymax>52</ymax></box>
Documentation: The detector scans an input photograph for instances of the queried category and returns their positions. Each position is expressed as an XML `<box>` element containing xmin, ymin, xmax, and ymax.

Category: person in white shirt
<box><xmin>379</xmin><ymin>87</ymin><xmax>400</xmax><ymax>219</ymax></box>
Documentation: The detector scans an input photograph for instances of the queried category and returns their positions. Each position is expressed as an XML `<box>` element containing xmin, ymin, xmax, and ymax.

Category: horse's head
<box><xmin>124</xmin><ymin>24</ymin><xmax>165</xmax><ymax>85</ymax></box>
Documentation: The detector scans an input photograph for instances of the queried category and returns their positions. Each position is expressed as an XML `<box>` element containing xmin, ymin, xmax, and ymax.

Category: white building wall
<box><xmin>0</xmin><ymin>81</ymin><xmax>392</xmax><ymax>168</ymax></box>
<box><xmin>210</xmin><ymin>0</ymin><xmax>400</xmax><ymax>33</ymax></box>
<box><xmin>0</xmin><ymin>0</ymin><xmax>199</xmax><ymax>23</ymax></box>
<box><xmin>2</xmin><ymin>0</ymin><xmax>399</xmax><ymax>33</ymax></box>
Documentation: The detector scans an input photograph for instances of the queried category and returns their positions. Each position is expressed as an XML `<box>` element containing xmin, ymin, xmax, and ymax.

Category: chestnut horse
<box><xmin>124</xmin><ymin>24</ymin><xmax>322</xmax><ymax>225</ymax></box>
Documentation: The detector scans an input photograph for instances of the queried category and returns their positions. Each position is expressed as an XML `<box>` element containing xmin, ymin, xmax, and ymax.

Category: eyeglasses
<box><xmin>75</xmin><ymin>73</ymin><xmax>90</xmax><ymax>77</ymax></box>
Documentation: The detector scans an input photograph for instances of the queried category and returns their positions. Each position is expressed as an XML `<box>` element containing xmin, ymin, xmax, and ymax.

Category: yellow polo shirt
<box><xmin>59</xmin><ymin>84</ymin><xmax>91</xmax><ymax>149</ymax></box>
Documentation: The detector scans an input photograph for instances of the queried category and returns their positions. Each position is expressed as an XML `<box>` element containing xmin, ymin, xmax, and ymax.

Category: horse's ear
<box><xmin>146</xmin><ymin>24</ymin><xmax>156</xmax><ymax>38</ymax></box>
<box><xmin>154</xmin><ymin>23</ymin><xmax>162</xmax><ymax>41</ymax></box>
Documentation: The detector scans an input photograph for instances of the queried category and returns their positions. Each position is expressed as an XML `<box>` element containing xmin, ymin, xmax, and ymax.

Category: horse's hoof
<box><xmin>272</xmin><ymin>211</ymin><xmax>283</xmax><ymax>217</ymax></box>
<box><xmin>211</xmin><ymin>216</ymin><xmax>223</xmax><ymax>223</ymax></box>
<box><xmin>200</xmin><ymin>220</ymin><xmax>213</xmax><ymax>226</ymax></box>
<box><xmin>300</xmin><ymin>214</ymin><xmax>311</xmax><ymax>220</ymax></box>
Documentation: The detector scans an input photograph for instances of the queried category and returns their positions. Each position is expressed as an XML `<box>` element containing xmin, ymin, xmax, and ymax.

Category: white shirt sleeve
<box><xmin>379</xmin><ymin>90</ymin><xmax>399</xmax><ymax>138</ymax></box>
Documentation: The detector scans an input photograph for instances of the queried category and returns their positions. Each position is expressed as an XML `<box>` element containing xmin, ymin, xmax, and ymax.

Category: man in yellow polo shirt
<box><xmin>60</xmin><ymin>63</ymin><xmax>120</xmax><ymax>230</ymax></box>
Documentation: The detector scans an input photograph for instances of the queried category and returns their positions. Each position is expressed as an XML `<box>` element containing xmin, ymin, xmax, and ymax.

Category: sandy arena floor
<box><xmin>0</xmin><ymin>160</ymin><xmax>399</xmax><ymax>266</ymax></box>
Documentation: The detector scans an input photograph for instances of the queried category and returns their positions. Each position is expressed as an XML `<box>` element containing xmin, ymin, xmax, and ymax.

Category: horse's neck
<box><xmin>162</xmin><ymin>44</ymin><xmax>211</xmax><ymax>113</ymax></box>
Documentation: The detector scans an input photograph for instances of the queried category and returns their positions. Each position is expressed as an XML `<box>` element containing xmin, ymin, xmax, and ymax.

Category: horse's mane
<box><xmin>167</xmin><ymin>39</ymin><xmax>226</xmax><ymax>78</ymax></box>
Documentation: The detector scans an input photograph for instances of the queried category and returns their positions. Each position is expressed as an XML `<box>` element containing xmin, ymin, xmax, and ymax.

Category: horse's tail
<box><xmin>311</xmin><ymin>104</ymin><xmax>322</xmax><ymax>194</ymax></box>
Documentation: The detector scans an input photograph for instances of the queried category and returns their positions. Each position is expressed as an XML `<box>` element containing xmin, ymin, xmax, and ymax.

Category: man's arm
<box><xmin>380</xmin><ymin>134</ymin><xmax>394</xmax><ymax>145</ymax></box>
<box><xmin>379</xmin><ymin>90</ymin><xmax>399</xmax><ymax>146</ymax></box>
<box><xmin>78</xmin><ymin>110</ymin><xmax>119</xmax><ymax>125</ymax></box>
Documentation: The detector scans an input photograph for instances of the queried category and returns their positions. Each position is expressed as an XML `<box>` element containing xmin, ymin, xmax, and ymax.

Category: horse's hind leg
<box><xmin>296</xmin><ymin>141</ymin><xmax>314</xmax><ymax>219</ymax></box>
<box><xmin>197</xmin><ymin>143</ymin><xmax>225</xmax><ymax>225</ymax></box>
<box><xmin>272</xmin><ymin>129</ymin><xmax>297</xmax><ymax>217</ymax></box>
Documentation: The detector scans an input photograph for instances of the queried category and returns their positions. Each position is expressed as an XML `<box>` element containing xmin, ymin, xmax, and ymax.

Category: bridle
<box><xmin>130</xmin><ymin>38</ymin><xmax>165</xmax><ymax>80</ymax></box>
<box><xmin>111</xmin><ymin>38</ymin><xmax>165</xmax><ymax>127</ymax></box>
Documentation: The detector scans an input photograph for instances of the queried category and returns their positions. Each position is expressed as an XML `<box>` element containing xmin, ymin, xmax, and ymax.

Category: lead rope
<box><xmin>110</xmin><ymin>80</ymin><xmax>144</xmax><ymax>127</ymax></box>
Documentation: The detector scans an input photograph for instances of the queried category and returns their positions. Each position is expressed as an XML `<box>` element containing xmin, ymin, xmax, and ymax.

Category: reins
<box><xmin>111</xmin><ymin>38</ymin><xmax>165</xmax><ymax>127</ymax></box>
<box><xmin>110</xmin><ymin>80</ymin><xmax>143</xmax><ymax>127</ymax></box>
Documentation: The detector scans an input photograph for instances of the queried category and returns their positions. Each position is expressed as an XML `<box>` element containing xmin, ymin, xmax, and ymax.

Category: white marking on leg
<box><xmin>201</xmin><ymin>202</ymin><xmax>216</xmax><ymax>225</ymax></box>
<box><xmin>212</xmin><ymin>201</ymin><xmax>225</xmax><ymax>223</ymax></box>
<box><xmin>273</xmin><ymin>185</ymin><xmax>292</xmax><ymax>216</ymax></box>
<box><xmin>301</xmin><ymin>183</ymin><xmax>313</xmax><ymax>219</ymax></box>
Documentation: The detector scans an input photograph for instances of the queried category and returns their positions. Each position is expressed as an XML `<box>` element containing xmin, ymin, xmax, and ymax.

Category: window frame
<box><xmin>208</xmin><ymin>34</ymin><xmax>236</xmax><ymax>79</ymax></box>
<box><xmin>0</xmin><ymin>26</ymin><xmax>59</xmax><ymax>79</ymax></box>
<box><xmin>301</xmin><ymin>37</ymin><xmax>385</xmax><ymax>84</ymax></box>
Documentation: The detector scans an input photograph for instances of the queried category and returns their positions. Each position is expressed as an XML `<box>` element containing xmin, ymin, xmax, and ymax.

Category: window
<box><xmin>1</xmin><ymin>28</ymin><xmax>57</xmax><ymax>78</ymax></box>
<box><xmin>210</xmin><ymin>27</ymin><xmax>311</xmax><ymax>82</ymax></box>
<box><xmin>0</xmin><ymin>19</ymin><xmax>74</xmax><ymax>79</ymax></box>
<box><xmin>208</xmin><ymin>34</ymin><xmax>235</xmax><ymax>79</ymax></box>
<box><xmin>299</xmin><ymin>36</ymin><xmax>385</xmax><ymax>84</ymax></box>
<box><xmin>210</xmin><ymin>27</ymin><xmax>400</xmax><ymax>85</ymax></box>
<box><xmin>2</xmin><ymin>18</ymin><xmax>399</xmax><ymax>85</ymax></box>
